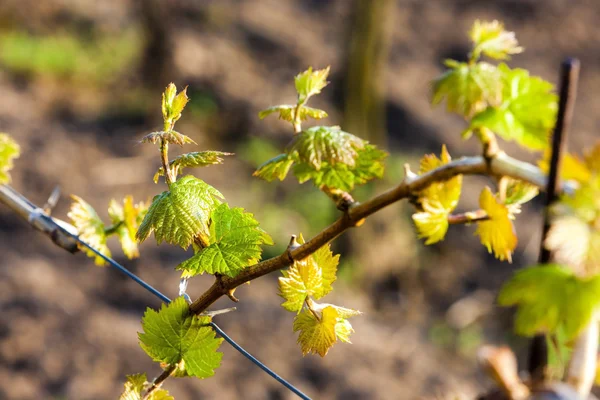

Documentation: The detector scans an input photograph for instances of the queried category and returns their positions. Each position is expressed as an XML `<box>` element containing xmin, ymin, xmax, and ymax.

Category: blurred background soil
<box><xmin>1</xmin><ymin>0</ymin><xmax>600</xmax><ymax>399</ymax></box>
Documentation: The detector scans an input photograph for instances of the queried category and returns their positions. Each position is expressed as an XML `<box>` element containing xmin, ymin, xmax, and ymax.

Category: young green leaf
<box><xmin>294</xmin><ymin>66</ymin><xmax>330</xmax><ymax>103</ymax></box>
<box><xmin>176</xmin><ymin>203</ymin><xmax>273</xmax><ymax>278</ymax></box>
<box><xmin>119</xmin><ymin>373</ymin><xmax>173</xmax><ymax>400</ymax></box>
<box><xmin>291</xmin><ymin>142</ymin><xmax>387</xmax><ymax>192</ymax></box>
<box><xmin>68</xmin><ymin>195</ymin><xmax>111</xmax><ymax>266</ymax></box>
<box><xmin>108</xmin><ymin>196</ymin><xmax>148</xmax><ymax>259</ymax></box>
<box><xmin>293</xmin><ymin>304</ymin><xmax>358</xmax><ymax>357</ymax></box>
<box><xmin>154</xmin><ymin>151</ymin><xmax>233</xmax><ymax>183</ymax></box>
<box><xmin>279</xmin><ymin>257</ymin><xmax>324</xmax><ymax>312</ymax></box>
<box><xmin>474</xmin><ymin>186</ymin><xmax>517</xmax><ymax>262</ymax></box>
<box><xmin>431</xmin><ymin>60</ymin><xmax>502</xmax><ymax>118</ymax></box>
<box><xmin>467</xmin><ymin>64</ymin><xmax>558</xmax><ymax>150</ymax></box>
<box><xmin>253</xmin><ymin>154</ymin><xmax>294</xmax><ymax>182</ymax></box>
<box><xmin>136</xmin><ymin>175</ymin><xmax>223</xmax><ymax>249</ymax></box>
<box><xmin>141</xmin><ymin>131</ymin><xmax>196</xmax><ymax>147</ymax></box>
<box><xmin>139</xmin><ymin>297</ymin><xmax>224</xmax><ymax>379</ymax></box>
<box><xmin>289</xmin><ymin>126</ymin><xmax>365</xmax><ymax>169</ymax></box>
<box><xmin>0</xmin><ymin>133</ymin><xmax>20</xmax><ymax>184</ymax></box>
<box><xmin>503</xmin><ymin>178</ymin><xmax>539</xmax><ymax>216</ymax></box>
<box><xmin>412</xmin><ymin>202</ymin><xmax>451</xmax><ymax>245</ymax></box>
<box><xmin>469</xmin><ymin>20</ymin><xmax>523</xmax><ymax>61</ymax></box>
<box><xmin>258</xmin><ymin>105</ymin><xmax>328</xmax><ymax>122</ymax></box>
<box><xmin>498</xmin><ymin>264</ymin><xmax>600</xmax><ymax>339</ymax></box>
<box><xmin>312</xmin><ymin>241</ymin><xmax>339</xmax><ymax>298</ymax></box>
<box><xmin>162</xmin><ymin>83</ymin><xmax>189</xmax><ymax>129</ymax></box>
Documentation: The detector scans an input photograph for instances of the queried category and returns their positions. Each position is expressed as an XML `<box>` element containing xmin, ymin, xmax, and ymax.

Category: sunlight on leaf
<box><xmin>108</xmin><ymin>196</ymin><xmax>148</xmax><ymax>259</ymax></box>
<box><xmin>154</xmin><ymin>151</ymin><xmax>233</xmax><ymax>183</ymax></box>
<box><xmin>469</xmin><ymin>20</ymin><xmax>523</xmax><ymax>61</ymax></box>
<box><xmin>119</xmin><ymin>373</ymin><xmax>173</xmax><ymax>400</ymax></box>
<box><xmin>0</xmin><ymin>133</ymin><xmax>20</xmax><ymax>184</ymax></box>
<box><xmin>499</xmin><ymin>265</ymin><xmax>600</xmax><ymax>339</ymax></box>
<box><xmin>139</xmin><ymin>297</ymin><xmax>223</xmax><ymax>379</ymax></box>
<box><xmin>136</xmin><ymin>175</ymin><xmax>223</xmax><ymax>249</ymax></box>
<box><xmin>253</xmin><ymin>153</ymin><xmax>294</xmax><ymax>182</ymax></box>
<box><xmin>176</xmin><ymin>203</ymin><xmax>273</xmax><ymax>278</ymax></box>
<box><xmin>259</xmin><ymin>105</ymin><xmax>328</xmax><ymax>122</ymax></box>
<box><xmin>295</xmin><ymin>66</ymin><xmax>330</xmax><ymax>103</ymax></box>
<box><xmin>68</xmin><ymin>195</ymin><xmax>110</xmax><ymax>266</ymax></box>
<box><xmin>475</xmin><ymin>187</ymin><xmax>517</xmax><ymax>262</ymax></box>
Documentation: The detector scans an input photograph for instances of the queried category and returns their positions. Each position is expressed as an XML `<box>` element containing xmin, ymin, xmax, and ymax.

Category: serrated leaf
<box><xmin>412</xmin><ymin>202</ymin><xmax>450</xmax><ymax>245</ymax></box>
<box><xmin>109</xmin><ymin>196</ymin><xmax>148</xmax><ymax>259</ymax></box>
<box><xmin>0</xmin><ymin>133</ymin><xmax>20</xmax><ymax>184</ymax></box>
<box><xmin>431</xmin><ymin>60</ymin><xmax>502</xmax><ymax>118</ymax></box>
<box><xmin>295</xmin><ymin>66</ymin><xmax>330</xmax><ymax>103</ymax></box>
<box><xmin>176</xmin><ymin>203</ymin><xmax>273</xmax><ymax>278</ymax></box>
<box><xmin>68</xmin><ymin>195</ymin><xmax>110</xmax><ymax>266</ymax></box>
<box><xmin>293</xmin><ymin>305</ymin><xmax>357</xmax><ymax>357</ymax></box>
<box><xmin>141</xmin><ymin>131</ymin><xmax>196</xmax><ymax>147</ymax></box>
<box><xmin>289</xmin><ymin>126</ymin><xmax>365</xmax><ymax>169</ymax></box>
<box><xmin>119</xmin><ymin>373</ymin><xmax>173</xmax><ymax>400</ymax></box>
<box><xmin>279</xmin><ymin>257</ymin><xmax>323</xmax><ymax>312</ymax></box>
<box><xmin>155</xmin><ymin>151</ymin><xmax>233</xmax><ymax>183</ymax></box>
<box><xmin>162</xmin><ymin>83</ymin><xmax>189</xmax><ymax>128</ymax></box>
<box><xmin>139</xmin><ymin>297</ymin><xmax>223</xmax><ymax>379</ymax></box>
<box><xmin>136</xmin><ymin>175</ymin><xmax>223</xmax><ymax>249</ymax></box>
<box><xmin>292</xmin><ymin>143</ymin><xmax>386</xmax><ymax>191</ymax></box>
<box><xmin>258</xmin><ymin>105</ymin><xmax>328</xmax><ymax>122</ymax></box>
<box><xmin>468</xmin><ymin>64</ymin><xmax>558</xmax><ymax>150</ymax></box>
<box><xmin>253</xmin><ymin>153</ymin><xmax>294</xmax><ymax>182</ymax></box>
<box><xmin>412</xmin><ymin>146</ymin><xmax>462</xmax><ymax>244</ymax></box>
<box><xmin>475</xmin><ymin>187</ymin><xmax>517</xmax><ymax>262</ymax></box>
<box><xmin>498</xmin><ymin>264</ymin><xmax>600</xmax><ymax>339</ymax></box>
<box><xmin>312</xmin><ymin>242</ymin><xmax>339</xmax><ymax>298</ymax></box>
<box><xmin>504</xmin><ymin>178</ymin><xmax>539</xmax><ymax>216</ymax></box>
<box><xmin>469</xmin><ymin>20</ymin><xmax>523</xmax><ymax>61</ymax></box>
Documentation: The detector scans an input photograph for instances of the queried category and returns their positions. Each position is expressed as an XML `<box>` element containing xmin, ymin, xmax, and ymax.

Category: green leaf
<box><xmin>119</xmin><ymin>373</ymin><xmax>173</xmax><ymax>400</ymax></box>
<box><xmin>293</xmin><ymin>304</ymin><xmax>358</xmax><ymax>357</ymax></box>
<box><xmin>412</xmin><ymin>202</ymin><xmax>450</xmax><ymax>245</ymax></box>
<box><xmin>279</xmin><ymin>257</ymin><xmax>323</xmax><ymax>312</ymax></box>
<box><xmin>292</xmin><ymin>143</ymin><xmax>386</xmax><ymax>191</ymax></box>
<box><xmin>312</xmin><ymin>242</ymin><xmax>339</xmax><ymax>298</ymax></box>
<box><xmin>468</xmin><ymin>64</ymin><xmax>558</xmax><ymax>150</ymax></box>
<box><xmin>431</xmin><ymin>60</ymin><xmax>502</xmax><ymax>118</ymax></box>
<box><xmin>68</xmin><ymin>195</ymin><xmax>110</xmax><ymax>266</ymax></box>
<box><xmin>136</xmin><ymin>175</ymin><xmax>223</xmax><ymax>249</ymax></box>
<box><xmin>469</xmin><ymin>20</ymin><xmax>523</xmax><ymax>61</ymax></box>
<box><xmin>295</xmin><ymin>66</ymin><xmax>330</xmax><ymax>103</ymax></box>
<box><xmin>258</xmin><ymin>105</ymin><xmax>328</xmax><ymax>122</ymax></box>
<box><xmin>139</xmin><ymin>297</ymin><xmax>224</xmax><ymax>379</ymax></box>
<box><xmin>162</xmin><ymin>83</ymin><xmax>189</xmax><ymax>128</ymax></box>
<box><xmin>498</xmin><ymin>265</ymin><xmax>600</xmax><ymax>339</ymax></box>
<box><xmin>0</xmin><ymin>133</ymin><xmax>20</xmax><ymax>184</ymax></box>
<box><xmin>289</xmin><ymin>126</ymin><xmax>365</xmax><ymax>169</ymax></box>
<box><xmin>176</xmin><ymin>203</ymin><xmax>273</xmax><ymax>278</ymax></box>
<box><xmin>253</xmin><ymin>153</ymin><xmax>294</xmax><ymax>182</ymax></box>
<box><xmin>154</xmin><ymin>151</ymin><xmax>233</xmax><ymax>183</ymax></box>
<box><xmin>141</xmin><ymin>131</ymin><xmax>196</xmax><ymax>147</ymax></box>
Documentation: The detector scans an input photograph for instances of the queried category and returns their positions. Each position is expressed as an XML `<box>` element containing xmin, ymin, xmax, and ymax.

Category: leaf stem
<box><xmin>160</xmin><ymin>138</ymin><xmax>173</xmax><ymax>185</ymax></box>
<box><xmin>104</xmin><ymin>220</ymin><xmax>124</xmax><ymax>236</ymax></box>
<box><xmin>292</xmin><ymin>99</ymin><xmax>306</xmax><ymax>134</ymax></box>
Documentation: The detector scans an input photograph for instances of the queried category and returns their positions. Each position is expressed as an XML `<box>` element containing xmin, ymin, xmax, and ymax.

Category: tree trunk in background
<box><xmin>343</xmin><ymin>0</ymin><xmax>394</xmax><ymax>147</ymax></box>
<box><xmin>138</xmin><ymin>0</ymin><xmax>173</xmax><ymax>87</ymax></box>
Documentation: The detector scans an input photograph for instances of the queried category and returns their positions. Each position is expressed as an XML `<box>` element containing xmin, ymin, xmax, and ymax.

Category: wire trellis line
<box><xmin>0</xmin><ymin>184</ymin><xmax>311</xmax><ymax>400</ymax></box>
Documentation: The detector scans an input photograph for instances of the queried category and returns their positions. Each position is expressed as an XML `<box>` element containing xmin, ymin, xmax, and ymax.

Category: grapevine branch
<box><xmin>189</xmin><ymin>150</ymin><xmax>572</xmax><ymax>314</ymax></box>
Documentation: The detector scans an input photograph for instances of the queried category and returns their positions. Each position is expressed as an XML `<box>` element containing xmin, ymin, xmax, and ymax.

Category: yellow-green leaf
<box><xmin>538</xmin><ymin>149</ymin><xmax>592</xmax><ymax>184</ymax></box>
<box><xmin>469</xmin><ymin>20</ymin><xmax>523</xmax><ymax>61</ymax></box>
<box><xmin>312</xmin><ymin>242</ymin><xmax>339</xmax><ymax>298</ymax></box>
<box><xmin>108</xmin><ymin>196</ymin><xmax>148</xmax><ymax>259</ymax></box>
<box><xmin>141</xmin><ymin>131</ymin><xmax>196</xmax><ymax>147</ymax></box>
<box><xmin>253</xmin><ymin>153</ymin><xmax>294</xmax><ymax>182</ymax></box>
<box><xmin>295</xmin><ymin>66</ymin><xmax>330</xmax><ymax>103</ymax></box>
<box><xmin>293</xmin><ymin>305</ymin><xmax>357</xmax><ymax>357</ymax></box>
<box><xmin>431</xmin><ymin>60</ymin><xmax>502</xmax><ymax>118</ymax></box>
<box><xmin>119</xmin><ymin>373</ymin><xmax>173</xmax><ymax>400</ymax></box>
<box><xmin>162</xmin><ymin>83</ymin><xmax>189</xmax><ymax>128</ymax></box>
<box><xmin>154</xmin><ymin>151</ymin><xmax>232</xmax><ymax>183</ymax></box>
<box><xmin>68</xmin><ymin>195</ymin><xmax>110</xmax><ymax>266</ymax></box>
<box><xmin>279</xmin><ymin>257</ymin><xmax>323</xmax><ymax>312</ymax></box>
<box><xmin>0</xmin><ymin>133</ymin><xmax>20</xmax><ymax>184</ymax></box>
<box><xmin>499</xmin><ymin>264</ymin><xmax>600</xmax><ymax>339</ymax></box>
<box><xmin>136</xmin><ymin>175</ymin><xmax>223</xmax><ymax>249</ymax></box>
<box><xmin>412</xmin><ymin>202</ymin><xmax>450</xmax><ymax>245</ymax></box>
<box><xmin>475</xmin><ymin>187</ymin><xmax>517</xmax><ymax>262</ymax></box>
<box><xmin>258</xmin><ymin>105</ymin><xmax>328</xmax><ymax>122</ymax></box>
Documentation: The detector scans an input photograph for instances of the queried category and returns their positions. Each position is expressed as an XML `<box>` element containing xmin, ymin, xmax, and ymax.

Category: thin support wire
<box><xmin>0</xmin><ymin>185</ymin><xmax>311</xmax><ymax>400</ymax></box>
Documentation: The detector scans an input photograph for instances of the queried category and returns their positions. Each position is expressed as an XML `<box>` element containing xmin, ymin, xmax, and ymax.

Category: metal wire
<box><xmin>54</xmin><ymin>220</ymin><xmax>312</xmax><ymax>400</ymax></box>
